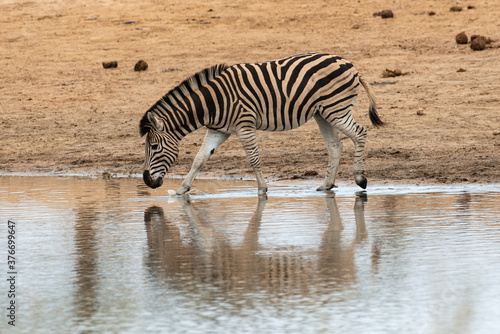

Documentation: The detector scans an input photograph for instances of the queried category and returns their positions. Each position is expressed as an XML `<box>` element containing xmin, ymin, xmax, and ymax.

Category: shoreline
<box><xmin>1</xmin><ymin>170</ymin><xmax>498</xmax><ymax>188</ymax></box>
<box><xmin>2</xmin><ymin>171</ymin><xmax>498</xmax><ymax>200</ymax></box>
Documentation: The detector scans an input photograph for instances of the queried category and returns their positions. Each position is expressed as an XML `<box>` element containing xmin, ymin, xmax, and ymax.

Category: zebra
<box><xmin>140</xmin><ymin>52</ymin><xmax>383</xmax><ymax>195</ymax></box>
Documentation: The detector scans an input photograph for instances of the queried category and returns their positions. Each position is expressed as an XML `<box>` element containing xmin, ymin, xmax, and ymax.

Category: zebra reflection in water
<box><xmin>144</xmin><ymin>193</ymin><xmax>368</xmax><ymax>298</ymax></box>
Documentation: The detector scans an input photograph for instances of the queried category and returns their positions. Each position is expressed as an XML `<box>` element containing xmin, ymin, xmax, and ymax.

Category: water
<box><xmin>0</xmin><ymin>176</ymin><xmax>499</xmax><ymax>334</ymax></box>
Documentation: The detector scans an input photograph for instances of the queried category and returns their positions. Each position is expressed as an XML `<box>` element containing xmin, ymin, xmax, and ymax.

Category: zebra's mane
<box><xmin>140</xmin><ymin>64</ymin><xmax>228</xmax><ymax>137</ymax></box>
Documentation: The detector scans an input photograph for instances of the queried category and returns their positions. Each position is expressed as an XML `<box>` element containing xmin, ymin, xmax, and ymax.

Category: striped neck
<box><xmin>140</xmin><ymin>64</ymin><xmax>228</xmax><ymax>141</ymax></box>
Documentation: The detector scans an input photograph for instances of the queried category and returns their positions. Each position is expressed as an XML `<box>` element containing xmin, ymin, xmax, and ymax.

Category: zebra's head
<box><xmin>140</xmin><ymin>112</ymin><xmax>179</xmax><ymax>189</ymax></box>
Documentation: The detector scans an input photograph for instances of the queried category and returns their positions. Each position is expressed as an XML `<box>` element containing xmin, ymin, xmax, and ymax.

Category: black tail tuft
<box><xmin>369</xmin><ymin>105</ymin><xmax>384</xmax><ymax>127</ymax></box>
<box><xmin>359</xmin><ymin>74</ymin><xmax>384</xmax><ymax>127</ymax></box>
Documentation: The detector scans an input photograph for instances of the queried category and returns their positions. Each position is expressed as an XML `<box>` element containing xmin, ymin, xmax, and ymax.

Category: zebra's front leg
<box><xmin>176</xmin><ymin>129</ymin><xmax>230</xmax><ymax>195</ymax></box>
<box><xmin>314</xmin><ymin>115</ymin><xmax>343</xmax><ymax>191</ymax></box>
<box><xmin>237</xmin><ymin>127</ymin><xmax>268</xmax><ymax>196</ymax></box>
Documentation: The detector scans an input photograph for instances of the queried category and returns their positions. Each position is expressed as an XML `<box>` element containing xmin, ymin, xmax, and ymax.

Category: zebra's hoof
<box><xmin>356</xmin><ymin>176</ymin><xmax>367</xmax><ymax>189</ymax></box>
<box><xmin>176</xmin><ymin>186</ymin><xmax>190</xmax><ymax>195</ymax></box>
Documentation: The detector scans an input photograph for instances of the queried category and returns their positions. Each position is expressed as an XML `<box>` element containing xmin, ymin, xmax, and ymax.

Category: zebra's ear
<box><xmin>147</xmin><ymin>113</ymin><xmax>164</xmax><ymax>132</ymax></box>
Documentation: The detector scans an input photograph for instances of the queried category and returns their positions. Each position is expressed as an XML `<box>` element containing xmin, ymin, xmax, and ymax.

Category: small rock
<box><xmin>102</xmin><ymin>61</ymin><xmax>118</xmax><ymax>69</ymax></box>
<box><xmin>416</xmin><ymin>108</ymin><xmax>425</xmax><ymax>116</ymax></box>
<box><xmin>134</xmin><ymin>60</ymin><xmax>148</xmax><ymax>71</ymax></box>
<box><xmin>304</xmin><ymin>170</ymin><xmax>319</xmax><ymax>177</ymax></box>
<box><xmin>428</xmin><ymin>11</ymin><xmax>436</xmax><ymax>16</ymax></box>
<box><xmin>493</xmin><ymin>131</ymin><xmax>500</xmax><ymax>136</ymax></box>
<box><xmin>373</xmin><ymin>9</ymin><xmax>394</xmax><ymax>18</ymax></box>
<box><xmin>455</xmin><ymin>32</ymin><xmax>468</xmax><ymax>44</ymax></box>
<box><xmin>470</xmin><ymin>37</ymin><xmax>486</xmax><ymax>51</ymax></box>
<box><xmin>380</xmin><ymin>9</ymin><xmax>394</xmax><ymax>18</ymax></box>
<box><xmin>450</xmin><ymin>6</ymin><xmax>462</xmax><ymax>12</ymax></box>
<box><xmin>352</xmin><ymin>24</ymin><xmax>360</xmax><ymax>29</ymax></box>
<box><xmin>457</xmin><ymin>68</ymin><xmax>466</xmax><ymax>72</ymax></box>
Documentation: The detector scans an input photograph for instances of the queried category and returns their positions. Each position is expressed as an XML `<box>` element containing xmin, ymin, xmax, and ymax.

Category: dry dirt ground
<box><xmin>1</xmin><ymin>0</ymin><xmax>499</xmax><ymax>187</ymax></box>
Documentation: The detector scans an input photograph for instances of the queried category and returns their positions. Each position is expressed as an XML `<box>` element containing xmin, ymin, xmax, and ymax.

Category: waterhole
<box><xmin>0</xmin><ymin>176</ymin><xmax>499</xmax><ymax>333</ymax></box>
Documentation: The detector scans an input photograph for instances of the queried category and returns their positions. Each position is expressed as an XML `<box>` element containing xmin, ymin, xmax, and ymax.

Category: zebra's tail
<box><xmin>359</xmin><ymin>75</ymin><xmax>384</xmax><ymax>127</ymax></box>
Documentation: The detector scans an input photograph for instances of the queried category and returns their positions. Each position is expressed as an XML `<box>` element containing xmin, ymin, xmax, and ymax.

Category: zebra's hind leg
<box><xmin>237</xmin><ymin>127</ymin><xmax>268</xmax><ymax>196</ymax></box>
<box><xmin>331</xmin><ymin>114</ymin><xmax>368</xmax><ymax>189</ymax></box>
<box><xmin>314</xmin><ymin>114</ymin><xmax>343</xmax><ymax>191</ymax></box>
<box><xmin>176</xmin><ymin>129</ymin><xmax>230</xmax><ymax>195</ymax></box>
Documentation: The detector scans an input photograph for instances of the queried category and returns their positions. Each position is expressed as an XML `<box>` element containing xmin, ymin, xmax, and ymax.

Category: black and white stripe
<box><xmin>140</xmin><ymin>52</ymin><xmax>383</xmax><ymax>194</ymax></box>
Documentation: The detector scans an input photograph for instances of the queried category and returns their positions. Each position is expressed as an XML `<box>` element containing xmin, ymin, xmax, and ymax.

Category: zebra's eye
<box><xmin>151</xmin><ymin>144</ymin><xmax>159</xmax><ymax>150</ymax></box>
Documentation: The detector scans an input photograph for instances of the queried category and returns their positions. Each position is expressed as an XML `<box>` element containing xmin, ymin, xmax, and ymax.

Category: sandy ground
<box><xmin>1</xmin><ymin>0</ymin><xmax>499</xmax><ymax>187</ymax></box>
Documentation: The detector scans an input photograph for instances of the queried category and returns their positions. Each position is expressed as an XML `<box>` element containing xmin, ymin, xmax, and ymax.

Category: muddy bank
<box><xmin>1</xmin><ymin>0</ymin><xmax>499</xmax><ymax>184</ymax></box>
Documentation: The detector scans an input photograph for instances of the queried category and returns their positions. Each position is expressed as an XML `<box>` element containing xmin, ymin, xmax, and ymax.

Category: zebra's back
<box><xmin>218</xmin><ymin>52</ymin><xmax>359</xmax><ymax>132</ymax></box>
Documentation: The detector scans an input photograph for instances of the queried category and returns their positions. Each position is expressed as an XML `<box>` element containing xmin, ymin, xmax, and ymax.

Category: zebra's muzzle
<box><xmin>143</xmin><ymin>170</ymin><xmax>163</xmax><ymax>189</ymax></box>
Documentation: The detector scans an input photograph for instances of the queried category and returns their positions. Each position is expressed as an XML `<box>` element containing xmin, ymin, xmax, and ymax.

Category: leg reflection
<box><xmin>319</xmin><ymin>193</ymin><xmax>368</xmax><ymax>286</ymax></box>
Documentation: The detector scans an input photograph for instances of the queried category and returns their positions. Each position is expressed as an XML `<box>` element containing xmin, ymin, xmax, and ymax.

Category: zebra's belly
<box><xmin>255</xmin><ymin>107</ymin><xmax>317</xmax><ymax>132</ymax></box>
<box><xmin>256</xmin><ymin>121</ymin><xmax>309</xmax><ymax>132</ymax></box>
